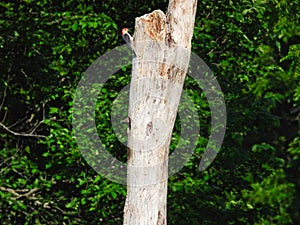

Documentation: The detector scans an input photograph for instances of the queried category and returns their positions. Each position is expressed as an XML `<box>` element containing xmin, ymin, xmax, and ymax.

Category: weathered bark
<box><xmin>123</xmin><ymin>1</ymin><xmax>198</xmax><ymax>224</ymax></box>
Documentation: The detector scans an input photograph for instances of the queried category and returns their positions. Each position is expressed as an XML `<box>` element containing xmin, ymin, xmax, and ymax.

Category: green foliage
<box><xmin>0</xmin><ymin>0</ymin><xmax>299</xmax><ymax>224</ymax></box>
<box><xmin>242</xmin><ymin>169</ymin><xmax>295</xmax><ymax>224</ymax></box>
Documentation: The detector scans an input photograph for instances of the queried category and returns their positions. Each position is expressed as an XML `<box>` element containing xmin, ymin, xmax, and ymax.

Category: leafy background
<box><xmin>0</xmin><ymin>0</ymin><xmax>299</xmax><ymax>224</ymax></box>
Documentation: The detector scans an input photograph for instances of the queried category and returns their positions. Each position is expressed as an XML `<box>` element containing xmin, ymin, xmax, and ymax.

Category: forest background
<box><xmin>0</xmin><ymin>0</ymin><xmax>299</xmax><ymax>224</ymax></box>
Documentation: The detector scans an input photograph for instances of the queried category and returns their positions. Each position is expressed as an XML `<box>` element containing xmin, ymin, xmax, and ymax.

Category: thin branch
<box><xmin>0</xmin><ymin>122</ymin><xmax>46</xmax><ymax>138</ymax></box>
<box><xmin>22</xmin><ymin>188</ymin><xmax>39</xmax><ymax>199</ymax></box>
<box><xmin>1</xmin><ymin>110</ymin><xmax>7</xmax><ymax>123</ymax></box>
<box><xmin>0</xmin><ymin>186</ymin><xmax>20</xmax><ymax>197</ymax></box>
<box><xmin>7</xmin><ymin>115</ymin><xmax>28</xmax><ymax>129</ymax></box>
<box><xmin>21</xmin><ymin>68</ymin><xmax>29</xmax><ymax>79</ymax></box>
<box><xmin>27</xmin><ymin>102</ymin><xmax>46</xmax><ymax>134</ymax></box>
<box><xmin>0</xmin><ymin>186</ymin><xmax>40</xmax><ymax>201</ymax></box>
<box><xmin>0</xmin><ymin>101</ymin><xmax>48</xmax><ymax>138</ymax></box>
<box><xmin>46</xmin><ymin>16</ymin><xmax>68</xmax><ymax>25</ymax></box>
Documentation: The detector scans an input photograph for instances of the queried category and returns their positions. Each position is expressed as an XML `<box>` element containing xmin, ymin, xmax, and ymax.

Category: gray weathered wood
<box><xmin>123</xmin><ymin>1</ymin><xmax>198</xmax><ymax>224</ymax></box>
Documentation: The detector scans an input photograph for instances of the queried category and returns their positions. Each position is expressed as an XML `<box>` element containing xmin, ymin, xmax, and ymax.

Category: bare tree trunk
<box><xmin>123</xmin><ymin>1</ymin><xmax>198</xmax><ymax>224</ymax></box>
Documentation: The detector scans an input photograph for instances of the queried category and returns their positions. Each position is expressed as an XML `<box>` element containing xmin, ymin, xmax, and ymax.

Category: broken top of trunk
<box><xmin>134</xmin><ymin>0</ymin><xmax>197</xmax><ymax>48</ymax></box>
<box><xmin>135</xmin><ymin>10</ymin><xmax>167</xmax><ymax>44</ymax></box>
<box><xmin>132</xmin><ymin>10</ymin><xmax>191</xmax><ymax>80</ymax></box>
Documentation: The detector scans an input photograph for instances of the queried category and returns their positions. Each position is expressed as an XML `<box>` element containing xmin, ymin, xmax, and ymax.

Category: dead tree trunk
<box><xmin>123</xmin><ymin>1</ymin><xmax>198</xmax><ymax>224</ymax></box>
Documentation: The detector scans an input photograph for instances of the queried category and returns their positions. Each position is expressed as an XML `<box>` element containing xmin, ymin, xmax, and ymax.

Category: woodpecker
<box><xmin>122</xmin><ymin>28</ymin><xmax>136</xmax><ymax>57</ymax></box>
